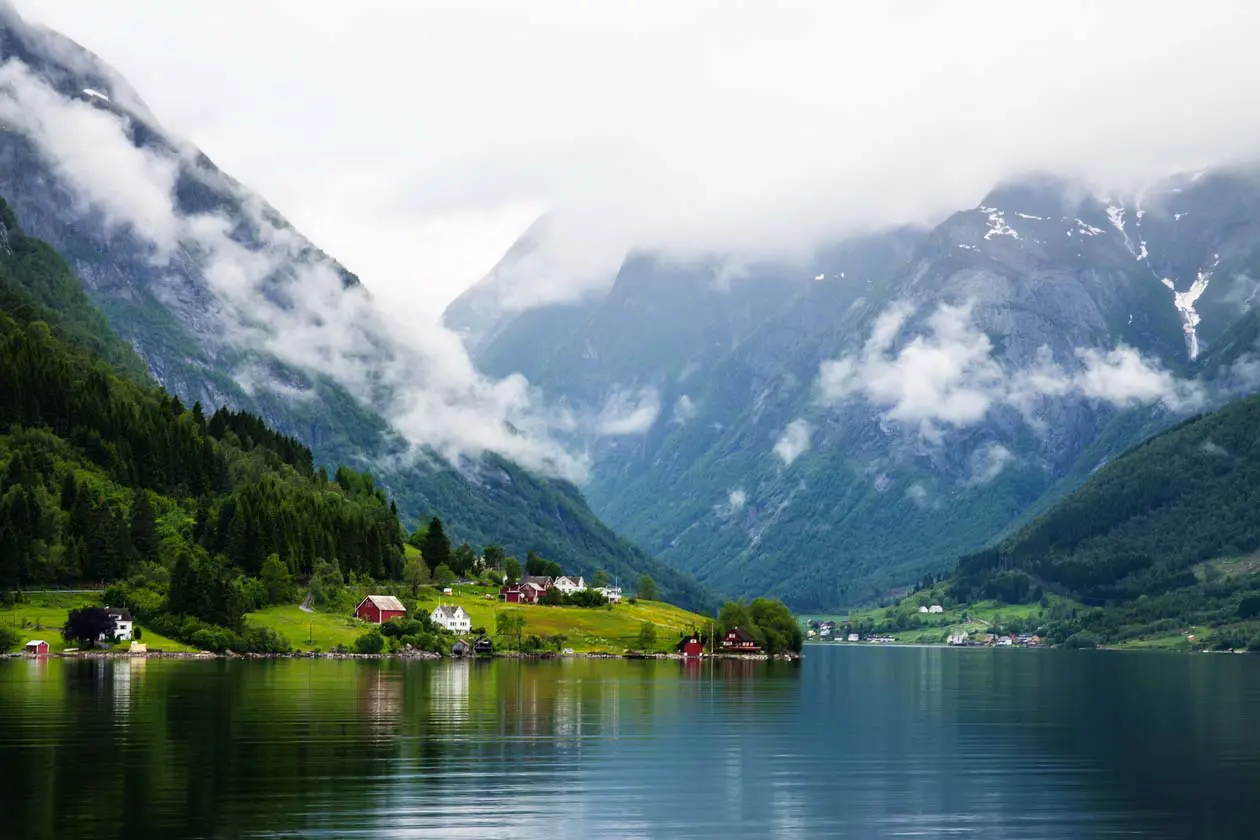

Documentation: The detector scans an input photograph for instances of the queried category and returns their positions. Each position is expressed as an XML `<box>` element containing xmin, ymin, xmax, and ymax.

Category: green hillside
<box><xmin>0</xmin><ymin>200</ymin><xmax>714</xmax><ymax>653</ymax></box>
<box><xmin>941</xmin><ymin>393</ymin><xmax>1260</xmax><ymax>648</ymax></box>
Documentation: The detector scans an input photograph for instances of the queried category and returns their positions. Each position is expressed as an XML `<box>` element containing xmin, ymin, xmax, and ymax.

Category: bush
<box><xmin>354</xmin><ymin>630</ymin><xmax>384</xmax><ymax>654</ymax></box>
<box><xmin>241</xmin><ymin>626</ymin><xmax>290</xmax><ymax>654</ymax></box>
<box><xmin>1063</xmin><ymin>632</ymin><xmax>1099</xmax><ymax>650</ymax></box>
<box><xmin>0</xmin><ymin>625</ymin><xmax>18</xmax><ymax>652</ymax></box>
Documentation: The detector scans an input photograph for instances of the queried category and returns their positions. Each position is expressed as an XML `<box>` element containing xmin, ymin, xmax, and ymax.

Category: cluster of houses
<box><xmin>918</xmin><ymin>604</ymin><xmax>945</xmax><ymax>614</ymax></box>
<box><xmin>22</xmin><ymin>606</ymin><xmax>140</xmax><ymax>657</ymax></box>
<box><xmin>805</xmin><ymin>619</ymin><xmax>839</xmax><ymax>639</ymax></box>
<box><xmin>674</xmin><ymin>626</ymin><xmax>762</xmax><ymax>657</ymax></box>
<box><xmin>948</xmin><ymin>632</ymin><xmax>1041</xmax><ymax>647</ymax></box>
<box><xmin>354</xmin><ymin>595</ymin><xmax>475</xmax><ymax>635</ymax></box>
<box><xmin>498</xmin><ymin>574</ymin><xmax>623</xmax><ymax>605</ymax></box>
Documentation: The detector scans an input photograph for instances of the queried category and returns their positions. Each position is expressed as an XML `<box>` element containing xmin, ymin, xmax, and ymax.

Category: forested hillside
<box><xmin>0</xmin><ymin>202</ymin><xmax>712</xmax><ymax>652</ymax></box>
<box><xmin>930</xmin><ymin>393</ymin><xmax>1260</xmax><ymax>648</ymax></box>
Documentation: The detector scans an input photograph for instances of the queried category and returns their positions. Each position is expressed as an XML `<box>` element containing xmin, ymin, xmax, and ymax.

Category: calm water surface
<box><xmin>1</xmin><ymin>646</ymin><xmax>1259</xmax><ymax>839</ymax></box>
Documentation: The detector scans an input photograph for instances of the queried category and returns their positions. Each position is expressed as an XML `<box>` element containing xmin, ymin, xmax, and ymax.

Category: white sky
<box><xmin>15</xmin><ymin>1</ymin><xmax>1260</xmax><ymax>322</ymax></box>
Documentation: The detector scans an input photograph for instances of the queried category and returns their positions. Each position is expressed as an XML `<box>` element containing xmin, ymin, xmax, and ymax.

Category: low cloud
<box><xmin>716</xmin><ymin>488</ymin><xmax>748</xmax><ymax>517</ymax></box>
<box><xmin>773</xmin><ymin>419</ymin><xmax>812</xmax><ymax>466</ymax></box>
<box><xmin>593</xmin><ymin>387</ymin><xmax>661</xmax><ymax>436</ymax></box>
<box><xmin>906</xmin><ymin>482</ymin><xmax>933</xmax><ymax>509</ymax></box>
<box><xmin>670</xmin><ymin>394</ymin><xmax>697</xmax><ymax>425</ymax></box>
<box><xmin>819</xmin><ymin>301</ymin><xmax>1204</xmax><ymax>438</ymax></box>
<box><xmin>0</xmin><ymin>55</ymin><xmax>641</xmax><ymax>481</ymax></box>
<box><xmin>966</xmin><ymin>443</ymin><xmax>1015</xmax><ymax>486</ymax></box>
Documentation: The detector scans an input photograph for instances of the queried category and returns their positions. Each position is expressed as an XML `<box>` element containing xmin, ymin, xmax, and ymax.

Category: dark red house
<box><xmin>355</xmin><ymin>595</ymin><xmax>407</xmax><ymax>624</ymax></box>
<box><xmin>23</xmin><ymin>640</ymin><xmax>49</xmax><ymax>656</ymax></box>
<box><xmin>500</xmin><ymin>582</ymin><xmax>546</xmax><ymax>604</ymax></box>
<box><xmin>676</xmin><ymin>634</ymin><xmax>704</xmax><ymax>658</ymax></box>
<box><xmin>719</xmin><ymin>626</ymin><xmax>761</xmax><ymax>654</ymax></box>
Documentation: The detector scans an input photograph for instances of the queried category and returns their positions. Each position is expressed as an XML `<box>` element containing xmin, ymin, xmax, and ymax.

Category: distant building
<box><xmin>129</xmin><ymin>641</ymin><xmax>147</xmax><ymax>655</ymax></box>
<box><xmin>928</xmin><ymin>605</ymin><xmax>944</xmax><ymax>614</ymax></box>
<box><xmin>847</xmin><ymin>633</ymin><xmax>860</xmax><ymax>642</ymax></box>
<box><xmin>473</xmin><ymin>637</ymin><xmax>494</xmax><ymax>655</ymax></box>
<box><xmin>947</xmin><ymin>633</ymin><xmax>968</xmax><ymax>646</ymax></box>
<box><xmin>451</xmin><ymin>639</ymin><xmax>471</xmax><ymax>658</ymax></box>
<box><xmin>523</xmin><ymin>576</ymin><xmax>555</xmax><ymax>591</ymax></box>
<box><xmin>99</xmin><ymin>607</ymin><xmax>133</xmax><ymax>642</ymax></box>
<box><xmin>676</xmin><ymin>634</ymin><xmax>704</xmax><ymax>658</ymax></box>
<box><xmin>918</xmin><ymin>606</ymin><xmax>929</xmax><ymax>613</ymax></box>
<box><xmin>719</xmin><ymin>626</ymin><xmax>761</xmax><ymax>654</ymax></box>
<box><xmin>442</xmin><ymin>587</ymin><xmax>454</xmax><ymax>595</ymax></box>
<box><xmin>355</xmin><ymin>595</ymin><xmax>407</xmax><ymax>624</ymax></box>
<box><xmin>23</xmin><ymin>640</ymin><xmax>49</xmax><ymax>656</ymax></box>
<box><xmin>430</xmin><ymin>605</ymin><xmax>471</xmax><ymax>634</ymax></box>
<box><xmin>597</xmin><ymin>586</ymin><xmax>622</xmax><ymax>604</ymax></box>
<box><xmin>553</xmin><ymin>575</ymin><xmax>586</xmax><ymax>595</ymax></box>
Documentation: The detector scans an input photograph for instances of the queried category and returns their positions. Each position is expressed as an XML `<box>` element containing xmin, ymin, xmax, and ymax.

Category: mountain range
<box><xmin>446</xmin><ymin>172</ymin><xmax>1260</xmax><ymax>609</ymax></box>
<box><xmin>0</xmin><ymin>4</ymin><xmax>710</xmax><ymax>610</ymax></box>
<box><xmin>7</xmin><ymin>3</ymin><xmax>1260</xmax><ymax>614</ymax></box>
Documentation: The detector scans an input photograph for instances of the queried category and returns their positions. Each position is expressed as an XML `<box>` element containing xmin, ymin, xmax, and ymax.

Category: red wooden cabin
<box><xmin>355</xmin><ymin>595</ymin><xmax>407</xmax><ymax>624</ymax></box>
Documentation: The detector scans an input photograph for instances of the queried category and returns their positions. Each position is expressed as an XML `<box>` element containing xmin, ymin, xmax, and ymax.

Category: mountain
<box><xmin>448</xmin><ymin>173</ymin><xmax>1260</xmax><ymax>610</ymax></box>
<box><xmin>0</xmin><ymin>6</ymin><xmax>711</xmax><ymax>610</ymax></box>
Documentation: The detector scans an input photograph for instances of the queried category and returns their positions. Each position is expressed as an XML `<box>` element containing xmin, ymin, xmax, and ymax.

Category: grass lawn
<box><xmin>413</xmin><ymin>583</ymin><xmax>708</xmax><ymax>652</ymax></box>
<box><xmin>0</xmin><ymin>591</ymin><xmax>196</xmax><ymax>653</ymax></box>
<box><xmin>245</xmin><ymin>604</ymin><xmax>368</xmax><ymax>652</ymax></box>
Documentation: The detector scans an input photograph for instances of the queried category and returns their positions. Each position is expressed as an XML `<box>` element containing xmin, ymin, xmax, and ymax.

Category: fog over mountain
<box><xmin>16</xmin><ymin>0</ymin><xmax>1260</xmax><ymax>319</ymax></box>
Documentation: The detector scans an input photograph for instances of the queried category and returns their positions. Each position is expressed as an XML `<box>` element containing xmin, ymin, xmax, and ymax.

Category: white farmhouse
<box><xmin>597</xmin><ymin>586</ymin><xmax>622</xmax><ymax>604</ymax></box>
<box><xmin>99</xmin><ymin>608</ymin><xmax>133</xmax><ymax>642</ymax></box>
<box><xmin>928</xmin><ymin>605</ymin><xmax>944</xmax><ymax>614</ymax></box>
<box><xmin>918</xmin><ymin>606</ymin><xmax>929</xmax><ymax>613</ymax></box>
<box><xmin>553</xmin><ymin>575</ymin><xmax>586</xmax><ymax>595</ymax></box>
<box><xmin>430</xmin><ymin>605</ymin><xmax>471</xmax><ymax>634</ymax></box>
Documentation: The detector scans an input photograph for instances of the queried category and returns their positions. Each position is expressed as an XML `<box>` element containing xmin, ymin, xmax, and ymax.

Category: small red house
<box><xmin>355</xmin><ymin>595</ymin><xmax>407</xmax><ymax>624</ymax></box>
<box><xmin>719</xmin><ymin>626</ymin><xmax>761</xmax><ymax>654</ymax></box>
<box><xmin>676</xmin><ymin>634</ymin><xmax>704</xmax><ymax>658</ymax></box>
<box><xmin>23</xmin><ymin>640</ymin><xmax>49</xmax><ymax>657</ymax></box>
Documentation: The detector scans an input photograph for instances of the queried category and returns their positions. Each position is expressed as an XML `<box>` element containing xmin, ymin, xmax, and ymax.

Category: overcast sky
<box><xmin>16</xmin><ymin>0</ymin><xmax>1260</xmax><ymax>322</ymax></box>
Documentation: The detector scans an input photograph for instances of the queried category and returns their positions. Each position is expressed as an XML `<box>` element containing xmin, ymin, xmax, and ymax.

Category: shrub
<box><xmin>241</xmin><ymin>626</ymin><xmax>290</xmax><ymax>654</ymax></box>
<box><xmin>1063</xmin><ymin>632</ymin><xmax>1099</xmax><ymax>650</ymax></box>
<box><xmin>354</xmin><ymin>630</ymin><xmax>384</xmax><ymax>654</ymax></box>
<box><xmin>0</xmin><ymin>625</ymin><xmax>18</xmax><ymax>652</ymax></box>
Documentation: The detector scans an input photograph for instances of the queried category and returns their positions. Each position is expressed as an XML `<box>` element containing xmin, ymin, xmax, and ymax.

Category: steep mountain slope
<box><xmin>452</xmin><ymin>174</ymin><xmax>1260</xmax><ymax>609</ymax></box>
<box><xmin>0</xmin><ymin>7</ymin><xmax>710</xmax><ymax>610</ymax></box>
<box><xmin>952</xmin><ymin>392</ymin><xmax>1260</xmax><ymax>602</ymax></box>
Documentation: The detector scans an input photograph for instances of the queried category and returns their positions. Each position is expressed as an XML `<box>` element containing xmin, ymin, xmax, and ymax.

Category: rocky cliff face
<box><xmin>449</xmin><ymin>173</ymin><xmax>1260</xmax><ymax>609</ymax></box>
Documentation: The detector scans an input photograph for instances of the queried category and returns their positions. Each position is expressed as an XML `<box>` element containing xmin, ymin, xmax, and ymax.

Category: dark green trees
<box><xmin>421</xmin><ymin>517</ymin><xmax>452</xmax><ymax>572</ymax></box>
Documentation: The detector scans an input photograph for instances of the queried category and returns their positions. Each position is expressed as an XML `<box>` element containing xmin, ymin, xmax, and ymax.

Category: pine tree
<box><xmin>421</xmin><ymin>516</ymin><xmax>451</xmax><ymax>572</ymax></box>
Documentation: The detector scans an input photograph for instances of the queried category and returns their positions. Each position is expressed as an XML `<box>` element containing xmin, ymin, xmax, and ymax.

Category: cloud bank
<box><xmin>18</xmin><ymin>1</ymin><xmax>1260</xmax><ymax>317</ymax></box>
<box><xmin>819</xmin><ymin>301</ymin><xmax>1204</xmax><ymax>438</ymax></box>
<box><xmin>0</xmin><ymin>55</ymin><xmax>606</xmax><ymax>480</ymax></box>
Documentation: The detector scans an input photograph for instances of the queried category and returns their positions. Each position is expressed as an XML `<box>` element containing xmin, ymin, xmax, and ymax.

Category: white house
<box><xmin>947</xmin><ymin>632</ymin><xmax>969</xmax><ymax>645</ymax></box>
<box><xmin>928</xmin><ymin>605</ymin><xmax>944</xmax><ymax>614</ymax></box>
<box><xmin>430</xmin><ymin>605</ymin><xmax>471</xmax><ymax>634</ymax></box>
<box><xmin>918</xmin><ymin>606</ymin><xmax>929</xmax><ymax>613</ymax></box>
<box><xmin>553</xmin><ymin>575</ymin><xmax>586</xmax><ymax>595</ymax></box>
<box><xmin>597</xmin><ymin>586</ymin><xmax>622</xmax><ymax>604</ymax></box>
<box><xmin>99</xmin><ymin>608</ymin><xmax>133</xmax><ymax>642</ymax></box>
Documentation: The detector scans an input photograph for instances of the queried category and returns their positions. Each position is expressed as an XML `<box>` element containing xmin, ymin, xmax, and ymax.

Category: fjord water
<box><xmin>1</xmin><ymin>648</ymin><xmax>1258</xmax><ymax>839</ymax></box>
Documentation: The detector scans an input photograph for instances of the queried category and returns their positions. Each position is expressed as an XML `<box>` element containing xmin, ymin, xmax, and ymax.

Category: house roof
<box><xmin>523</xmin><ymin>575</ymin><xmax>554</xmax><ymax>588</ymax></box>
<box><xmin>676</xmin><ymin>635</ymin><xmax>702</xmax><ymax>651</ymax></box>
<box><xmin>724</xmin><ymin>626</ymin><xmax>757</xmax><ymax>643</ymax></box>
<box><xmin>25</xmin><ymin>639</ymin><xmax>47</xmax><ymax>646</ymax></box>
<box><xmin>107</xmin><ymin>608</ymin><xmax>133</xmax><ymax>621</ymax></box>
<box><xmin>360</xmin><ymin>595</ymin><xmax>406</xmax><ymax>612</ymax></box>
<box><xmin>431</xmin><ymin>605</ymin><xmax>468</xmax><ymax>620</ymax></box>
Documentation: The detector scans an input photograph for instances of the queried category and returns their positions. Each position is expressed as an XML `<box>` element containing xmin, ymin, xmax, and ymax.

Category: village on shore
<box><xmin>10</xmin><ymin>569</ymin><xmax>799</xmax><ymax>662</ymax></box>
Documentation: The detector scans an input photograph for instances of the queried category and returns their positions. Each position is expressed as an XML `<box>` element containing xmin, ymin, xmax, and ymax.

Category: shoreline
<box><xmin>5</xmin><ymin>650</ymin><xmax>802</xmax><ymax>662</ymax></box>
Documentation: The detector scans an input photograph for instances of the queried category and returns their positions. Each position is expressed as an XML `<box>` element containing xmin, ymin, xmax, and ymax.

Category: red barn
<box><xmin>676</xmin><ymin>634</ymin><xmax>704</xmax><ymax>658</ymax></box>
<box><xmin>355</xmin><ymin>595</ymin><xmax>407</xmax><ymax>624</ymax></box>
<box><xmin>23</xmin><ymin>640</ymin><xmax>49</xmax><ymax>657</ymax></box>
<box><xmin>499</xmin><ymin>583</ymin><xmax>543</xmax><ymax>604</ymax></box>
<box><xmin>719</xmin><ymin>626</ymin><xmax>761</xmax><ymax>654</ymax></box>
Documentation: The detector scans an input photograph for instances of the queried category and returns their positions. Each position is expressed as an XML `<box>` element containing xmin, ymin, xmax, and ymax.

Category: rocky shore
<box><xmin>7</xmin><ymin>649</ymin><xmax>801</xmax><ymax>662</ymax></box>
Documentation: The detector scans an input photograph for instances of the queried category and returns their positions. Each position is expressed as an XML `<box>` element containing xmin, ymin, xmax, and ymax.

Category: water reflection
<box><xmin>0</xmin><ymin>651</ymin><xmax>1256</xmax><ymax>838</ymax></box>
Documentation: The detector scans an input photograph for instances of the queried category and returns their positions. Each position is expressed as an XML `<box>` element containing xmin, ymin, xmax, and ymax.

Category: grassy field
<box><xmin>248</xmin><ymin>582</ymin><xmax>710</xmax><ymax>653</ymax></box>
<box><xmin>0</xmin><ymin>592</ymin><xmax>195</xmax><ymax>653</ymax></box>
<box><xmin>244</xmin><ymin>604</ymin><xmax>366</xmax><ymax>652</ymax></box>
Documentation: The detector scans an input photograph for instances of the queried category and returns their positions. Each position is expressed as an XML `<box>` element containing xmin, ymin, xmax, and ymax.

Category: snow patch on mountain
<box><xmin>980</xmin><ymin>207</ymin><xmax>1020</xmax><ymax>240</ymax></box>
<box><xmin>1171</xmin><ymin>254</ymin><xmax>1220</xmax><ymax>360</ymax></box>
